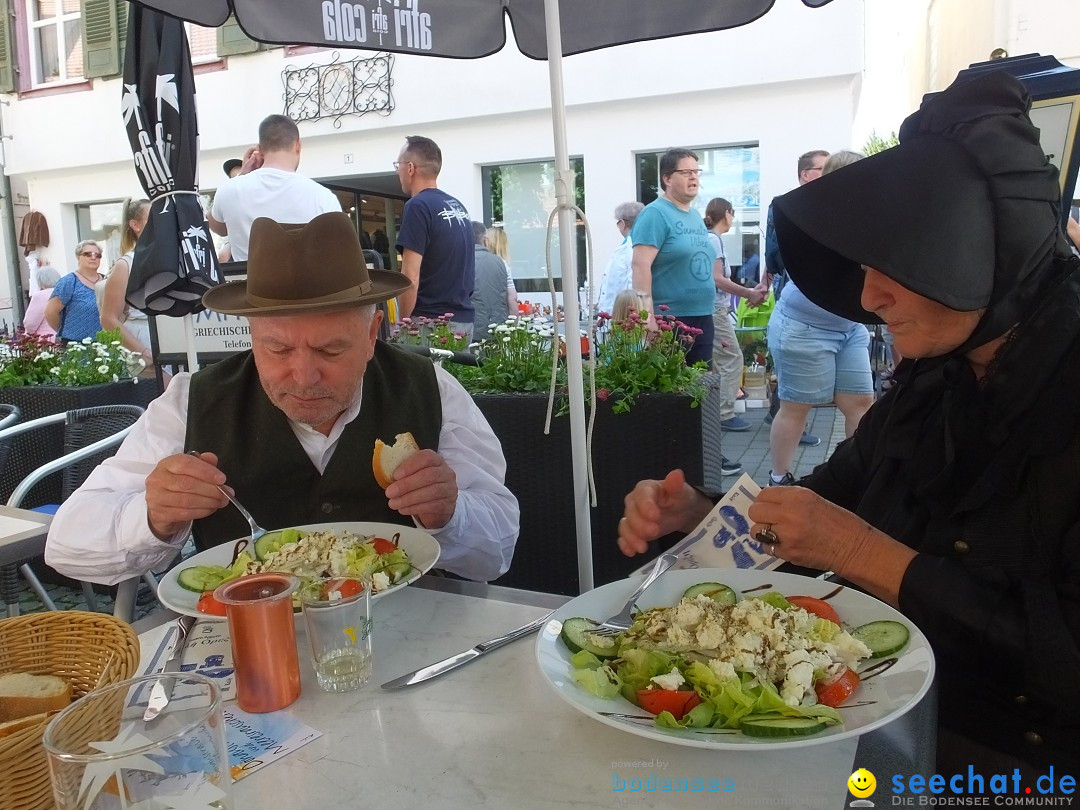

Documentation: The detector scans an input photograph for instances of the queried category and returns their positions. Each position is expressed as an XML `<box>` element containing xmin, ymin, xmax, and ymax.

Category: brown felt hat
<box><xmin>202</xmin><ymin>213</ymin><xmax>411</xmax><ymax>316</ymax></box>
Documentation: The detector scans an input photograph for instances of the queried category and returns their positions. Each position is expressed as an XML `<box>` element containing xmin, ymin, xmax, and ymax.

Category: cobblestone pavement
<box><xmin>721</xmin><ymin>401</ymin><xmax>846</xmax><ymax>488</ymax></box>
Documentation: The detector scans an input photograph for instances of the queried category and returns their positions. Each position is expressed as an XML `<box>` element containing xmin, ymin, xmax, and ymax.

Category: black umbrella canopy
<box><xmin>129</xmin><ymin>0</ymin><xmax>833</xmax><ymax>59</ymax></box>
<box><xmin>123</xmin><ymin>6</ymin><xmax>222</xmax><ymax>318</ymax></box>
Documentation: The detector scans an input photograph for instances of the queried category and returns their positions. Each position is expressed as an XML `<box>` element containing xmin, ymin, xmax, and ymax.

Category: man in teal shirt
<box><xmin>630</xmin><ymin>148</ymin><xmax>716</xmax><ymax>367</ymax></box>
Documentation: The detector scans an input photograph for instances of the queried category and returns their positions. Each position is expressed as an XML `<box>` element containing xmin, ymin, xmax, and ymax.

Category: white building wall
<box><xmin>2</xmin><ymin>0</ymin><xmax>866</xmax><ymax>323</ymax></box>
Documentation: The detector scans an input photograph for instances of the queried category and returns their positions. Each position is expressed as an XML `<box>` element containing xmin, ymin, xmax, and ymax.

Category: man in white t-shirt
<box><xmin>209</xmin><ymin>114</ymin><xmax>341</xmax><ymax>261</ymax></box>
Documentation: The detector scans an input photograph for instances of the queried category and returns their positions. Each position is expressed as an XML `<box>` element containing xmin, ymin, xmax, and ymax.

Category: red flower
<box><xmin>596</xmin><ymin>388</ymin><xmax>610</xmax><ymax>400</ymax></box>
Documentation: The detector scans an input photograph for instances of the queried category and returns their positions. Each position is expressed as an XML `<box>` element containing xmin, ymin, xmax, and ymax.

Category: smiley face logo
<box><xmin>848</xmin><ymin>768</ymin><xmax>876</xmax><ymax>798</ymax></box>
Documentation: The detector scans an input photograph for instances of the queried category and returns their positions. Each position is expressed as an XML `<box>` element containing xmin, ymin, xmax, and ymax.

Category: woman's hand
<box><xmin>747</xmin><ymin>486</ymin><xmax>916</xmax><ymax>606</ymax></box>
<box><xmin>617</xmin><ymin>469</ymin><xmax>712</xmax><ymax>557</ymax></box>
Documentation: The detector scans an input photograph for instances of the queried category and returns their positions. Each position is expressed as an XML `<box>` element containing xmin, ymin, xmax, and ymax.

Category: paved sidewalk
<box><xmin>721</xmin><ymin>402</ymin><xmax>846</xmax><ymax>488</ymax></box>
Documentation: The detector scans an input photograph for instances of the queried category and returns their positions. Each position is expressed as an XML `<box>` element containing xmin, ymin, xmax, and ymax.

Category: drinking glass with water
<box><xmin>301</xmin><ymin>577</ymin><xmax>373</xmax><ymax>692</ymax></box>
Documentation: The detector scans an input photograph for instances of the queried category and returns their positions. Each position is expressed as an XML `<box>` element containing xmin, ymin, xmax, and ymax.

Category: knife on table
<box><xmin>381</xmin><ymin>610</ymin><xmax>553</xmax><ymax>690</ymax></box>
<box><xmin>143</xmin><ymin>614</ymin><xmax>197</xmax><ymax>721</ymax></box>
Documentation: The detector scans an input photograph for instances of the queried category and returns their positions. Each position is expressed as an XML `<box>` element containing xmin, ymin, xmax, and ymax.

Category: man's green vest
<box><xmin>185</xmin><ymin>342</ymin><xmax>441</xmax><ymax>551</ymax></box>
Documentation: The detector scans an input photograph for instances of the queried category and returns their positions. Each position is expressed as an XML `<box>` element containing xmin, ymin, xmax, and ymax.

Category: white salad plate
<box><xmin>535</xmin><ymin>567</ymin><xmax>935</xmax><ymax>751</ymax></box>
<box><xmin>158</xmin><ymin>521</ymin><xmax>442</xmax><ymax>619</ymax></box>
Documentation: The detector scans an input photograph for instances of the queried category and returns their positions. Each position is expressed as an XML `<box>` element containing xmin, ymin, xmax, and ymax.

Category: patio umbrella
<box><xmin>125</xmin><ymin>0</ymin><xmax>834</xmax><ymax>591</ymax></box>
<box><xmin>122</xmin><ymin>6</ymin><xmax>223</xmax><ymax>372</ymax></box>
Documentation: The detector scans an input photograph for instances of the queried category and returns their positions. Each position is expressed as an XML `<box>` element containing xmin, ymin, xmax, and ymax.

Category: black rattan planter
<box><xmin>474</xmin><ymin>374</ymin><xmax>724</xmax><ymax>596</ymax></box>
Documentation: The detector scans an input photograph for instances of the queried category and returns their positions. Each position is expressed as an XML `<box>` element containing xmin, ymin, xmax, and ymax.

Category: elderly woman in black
<box><xmin>616</xmin><ymin>72</ymin><xmax>1080</xmax><ymax>777</ymax></box>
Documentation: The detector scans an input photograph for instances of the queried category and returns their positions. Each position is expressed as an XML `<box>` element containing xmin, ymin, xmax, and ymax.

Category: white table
<box><xmin>0</xmin><ymin>505</ymin><xmax>51</xmax><ymax>616</ymax></box>
<box><xmin>139</xmin><ymin>578</ymin><xmax>935</xmax><ymax>809</ymax></box>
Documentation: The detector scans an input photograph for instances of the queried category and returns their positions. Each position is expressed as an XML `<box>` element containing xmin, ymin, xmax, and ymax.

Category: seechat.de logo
<box><xmin>848</xmin><ymin>768</ymin><xmax>877</xmax><ymax>807</ymax></box>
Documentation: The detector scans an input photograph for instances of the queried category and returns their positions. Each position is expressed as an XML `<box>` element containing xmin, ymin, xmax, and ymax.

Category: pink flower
<box><xmin>597</xmin><ymin>311</ymin><xmax>612</xmax><ymax>321</ymax></box>
<box><xmin>658</xmin><ymin>304</ymin><xmax>670</xmax><ymax>312</ymax></box>
<box><xmin>443</xmin><ymin>312</ymin><xmax>455</xmax><ymax>319</ymax></box>
<box><xmin>596</xmin><ymin>388</ymin><xmax>610</xmax><ymax>400</ymax></box>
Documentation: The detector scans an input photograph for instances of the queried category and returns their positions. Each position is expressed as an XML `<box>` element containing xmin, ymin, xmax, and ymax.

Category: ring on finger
<box><xmin>755</xmin><ymin>525</ymin><xmax>780</xmax><ymax>546</ymax></box>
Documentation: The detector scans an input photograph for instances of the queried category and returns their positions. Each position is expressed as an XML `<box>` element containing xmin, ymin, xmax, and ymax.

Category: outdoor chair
<box><xmin>0</xmin><ymin>404</ymin><xmax>21</xmax><ymax>471</ymax></box>
<box><xmin>0</xmin><ymin>405</ymin><xmax>152</xmax><ymax>619</ymax></box>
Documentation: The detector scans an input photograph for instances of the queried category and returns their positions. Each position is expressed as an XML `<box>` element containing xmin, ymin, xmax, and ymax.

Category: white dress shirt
<box><xmin>45</xmin><ymin>365</ymin><xmax>519</xmax><ymax>585</ymax></box>
<box><xmin>596</xmin><ymin>236</ymin><xmax>634</xmax><ymax>316</ymax></box>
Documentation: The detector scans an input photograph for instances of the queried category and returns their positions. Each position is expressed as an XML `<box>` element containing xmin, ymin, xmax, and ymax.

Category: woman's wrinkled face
<box><xmin>860</xmin><ymin>266</ymin><xmax>983</xmax><ymax>359</ymax></box>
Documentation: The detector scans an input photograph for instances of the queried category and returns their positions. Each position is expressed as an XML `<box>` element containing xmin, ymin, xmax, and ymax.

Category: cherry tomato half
<box><xmin>787</xmin><ymin>595</ymin><xmax>841</xmax><ymax>626</ymax></box>
<box><xmin>635</xmin><ymin>689</ymin><xmax>702</xmax><ymax>720</ymax></box>
<box><xmin>322</xmin><ymin>578</ymin><xmax>365</xmax><ymax>600</ymax></box>
<box><xmin>815</xmin><ymin>667</ymin><xmax>860</xmax><ymax>707</ymax></box>
<box><xmin>197</xmin><ymin>591</ymin><xmax>227</xmax><ymax>616</ymax></box>
<box><xmin>372</xmin><ymin>537</ymin><xmax>398</xmax><ymax>555</ymax></box>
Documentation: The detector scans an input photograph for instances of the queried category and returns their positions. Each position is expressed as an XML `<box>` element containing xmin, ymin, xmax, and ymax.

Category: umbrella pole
<box><xmin>544</xmin><ymin>0</ymin><xmax>593</xmax><ymax>593</ymax></box>
<box><xmin>183</xmin><ymin>313</ymin><xmax>200</xmax><ymax>372</ymax></box>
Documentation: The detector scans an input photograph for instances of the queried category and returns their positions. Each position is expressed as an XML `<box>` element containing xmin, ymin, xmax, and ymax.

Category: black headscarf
<box><xmin>771</xmin><ymin>70</ymin><xmax>1073</xmax><ymax>353</ymax></box>
<box><xmin>769</xmin><ymin>70</ymin><xmax>1080</xmax><ymax>514</ymax></box>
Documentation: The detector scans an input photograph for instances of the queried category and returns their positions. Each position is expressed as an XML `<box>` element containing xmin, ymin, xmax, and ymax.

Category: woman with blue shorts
<box><xmin>767</xmin><ymin>280</ymin><xmax>873</xmax><ymax>484</ymax></box>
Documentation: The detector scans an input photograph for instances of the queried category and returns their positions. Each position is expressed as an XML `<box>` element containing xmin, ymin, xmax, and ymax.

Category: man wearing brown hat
<box><xmin>46</xmin><ymin>213</ymin><xmax>519</xmax><ymax>584</ymax></box>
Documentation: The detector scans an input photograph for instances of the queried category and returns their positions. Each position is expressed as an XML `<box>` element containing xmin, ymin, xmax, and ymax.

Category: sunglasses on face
<box><xmin>80</xmin><ymin>251</ymin><xmax>102</xmax><ymax>258</ymax></box>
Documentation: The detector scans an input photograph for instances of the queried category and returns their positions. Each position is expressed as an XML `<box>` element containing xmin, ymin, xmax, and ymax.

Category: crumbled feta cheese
<box><xmin>650</xmin><ymin>667</ymin><xmax>686</xmax><ymax>691</ymax></box>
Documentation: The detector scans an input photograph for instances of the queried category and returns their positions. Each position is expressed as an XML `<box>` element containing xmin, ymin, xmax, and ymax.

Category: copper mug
<box><xmin>214</xmin><ymin>573</ymin><xmax>301</xmax><ymax>713</ymax></box>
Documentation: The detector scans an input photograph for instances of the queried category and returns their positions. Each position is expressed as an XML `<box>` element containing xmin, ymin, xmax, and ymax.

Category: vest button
<box><xmin>321</xmin><ymin>502</ymin><xmax>334</xmax><ymax>514</ymax></box>
<box><xmin>1023</xmin><ymin>731</ymin><xmax>1043</xmax><ymax>746</ymax></box>
<box><xmin>953</xmin><ymin>540</ymin><xmax>970</xmax><ymax>555</ymax></box>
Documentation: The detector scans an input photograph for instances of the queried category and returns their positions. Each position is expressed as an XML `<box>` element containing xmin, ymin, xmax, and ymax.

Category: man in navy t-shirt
<box><xmin>394</xmin><ymin>136</ymin><xmax>475</xmax><ymax>337</ymax></box>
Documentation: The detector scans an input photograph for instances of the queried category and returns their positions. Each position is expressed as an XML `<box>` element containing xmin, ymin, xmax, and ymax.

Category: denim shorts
<box><xmin>767</xmin><ymin>311</ymin><xmax>873</xmax><ymax>404</ymax></box>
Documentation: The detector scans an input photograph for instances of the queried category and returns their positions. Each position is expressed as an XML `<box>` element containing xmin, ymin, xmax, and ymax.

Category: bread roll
<box><xmin>373</xmin><ymin>432</ymin><xmax>420</xmax><ymax>489</ymax></box>
<box><xmin>0</xmin><ymin>672</ymin><xmax>72</xmax><ymax>722</ymax></box>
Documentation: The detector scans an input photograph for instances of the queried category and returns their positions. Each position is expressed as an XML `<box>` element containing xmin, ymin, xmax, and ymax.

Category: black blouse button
<box><xmin>321</xmin><ymin>502</ymin><xmax>334</xmax><ymax>514</ymax></box>
<box><xmin>1014</xmin><ymin>695</ymin><xmax>1028</xmax><ymax>706</ymax></box>
<box><xmin>953</xmin><ymin>540</ymin><xmax>970</xmax><ymax>555</ymax></box>
<box><xmin>1023</xmin><ymin>731</ymin><xmax>1043</xmax><ymax>746</ymax></box>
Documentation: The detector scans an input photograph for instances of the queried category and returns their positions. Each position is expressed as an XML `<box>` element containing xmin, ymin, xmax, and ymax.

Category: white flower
<box><xmin>81</xmin><ymin>337</ymin><xmax>92</xmax><ymax>344</ymax></box>
<box><xmin>98</xmin><ymin>365</ymin><xmax>110</xmax><ymax>374</ymax></box>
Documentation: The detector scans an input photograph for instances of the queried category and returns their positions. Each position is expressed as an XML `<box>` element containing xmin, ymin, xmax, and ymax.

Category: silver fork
<box><xmin>188</xmin><ymin>450</ymin><xmax>267</xmax><ymax>543</ymax></box>
<box><xmin>591</xmin><ymin>552</ymin><xmax>678</xmax><ymax>637</ymax></box>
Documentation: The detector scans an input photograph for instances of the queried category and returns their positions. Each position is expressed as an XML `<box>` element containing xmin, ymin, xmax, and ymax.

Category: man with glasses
<box><xmin>596</xmin><ymin>201</ymin><xmax>643</xmax><ymax>317</ymax></box>
<box><xmin>209</xmin><ymin>114</ymin><xmax>340</xmax><ymax>262</ymax></box>
<box><xmin>394</xmin><ymin>136</ymin><xmax>475</xmax><ymax>338</ymax></box>
<box><xmin>630</xmin><ymin>148</ymin><xmax>716</xmax><ymax>367</ymax></box>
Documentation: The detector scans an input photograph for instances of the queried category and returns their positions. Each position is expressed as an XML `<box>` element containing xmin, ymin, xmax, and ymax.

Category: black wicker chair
<box><xmin>1</xmin><ymin>405</ymin><xmax>147</xmax><ymax>617</ymax></box>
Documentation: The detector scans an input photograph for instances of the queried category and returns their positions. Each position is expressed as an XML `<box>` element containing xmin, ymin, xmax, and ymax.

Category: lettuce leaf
<box><xmin>570</xmin><ymin>664</ymin><xmax>622</xmax><ymax>698</ymax></box>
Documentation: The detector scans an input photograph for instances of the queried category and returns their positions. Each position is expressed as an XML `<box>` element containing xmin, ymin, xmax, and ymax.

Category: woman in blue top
<box><xmin>45</xmin><ymin>239</ymin><xmax>105</xmax><ymax>342</ymax></box>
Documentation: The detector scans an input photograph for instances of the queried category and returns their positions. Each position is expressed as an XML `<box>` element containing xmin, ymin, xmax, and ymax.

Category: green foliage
<box><xmin>0</xmin><ymin>329</ymin><xmax>145</xmax><ymax>388</ymax></box>
<box><xmin>863</xmin><ymin>130</ymin><xmax>899</xmax><ymax>156</ymax></box>
<box><xmin>593</xmin><ymin>307</ymin><xmax>707</xmax><ymax>413</ymax></box>
<box><xmin>389</xmin><ymin>314</ymin><xmax>471</xmax><ymax>352</ymax></box>
<box><xmin>464</xmin><ymin>317</ymin><xmax>564</xmax><ymax>395</ymax></box>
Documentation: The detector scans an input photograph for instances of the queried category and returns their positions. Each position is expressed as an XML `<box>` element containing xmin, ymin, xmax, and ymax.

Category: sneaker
<box><xmin>720</xmin><ymin>416</ymin><xmax>751</xmax><ymax>432</ymax></box>
<box><xmin>768</xmin><ymin>471</ymin><xmax>795</xmax><ymax>486</ymax></box>
<box><xmin>799</xmin><ymin>432</ymin><xmax>821</xmax><ymax>447</ymax></box>
<box><xmin>721</xmin><ymin>456</ymin><xmax>742</xmax><ymax>476</ymax></box>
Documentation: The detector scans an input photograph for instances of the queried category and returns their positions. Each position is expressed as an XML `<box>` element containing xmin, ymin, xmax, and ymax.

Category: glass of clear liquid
<box><xmin>300</xmin><ymin>577</ymin><xmax>373</xmax><ymax>692</ymax></box>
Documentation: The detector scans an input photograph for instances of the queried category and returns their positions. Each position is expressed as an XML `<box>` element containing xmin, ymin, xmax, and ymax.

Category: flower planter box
<box><xmin>473</xmin><ymin>373</ymin><xmax>725</xmax><ymax>596</ymax></box>
<box><xmin>0</xmin><ymin>379</ymin><xmax>162</xmax><ymax>508</ymax></box>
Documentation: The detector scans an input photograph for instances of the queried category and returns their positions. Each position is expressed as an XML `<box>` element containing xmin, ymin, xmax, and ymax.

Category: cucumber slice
<box><xmin>740</xmin><ymin>715</ymin><xmax>827</xmax><ymax>738</ymax></box>
<box><xmin>682</xmin><ymin>582</ymin><xmax>737</xmax><ymax>606</ymax></box>
<box><xmin>851</xmin><ymin>620</ymin><xmax>910</xmax><ymax>659</ymax></box>
<box><xmin>177</xmin><ymin>565</ymin><xmax>231</xmax><ymax>594</ymax></box>
<box><xmin>560</xmin><ymin>617</ymin><xmax>619</xmax><ymax>659</ymax></box>
<box><xmin>253</xmin><ymin>528</ymin><xmax>304</xmax><ymax>561</ymax></box>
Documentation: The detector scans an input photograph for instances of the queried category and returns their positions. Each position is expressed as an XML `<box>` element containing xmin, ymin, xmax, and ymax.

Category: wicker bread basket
<box><xmin>0</xmin><ymin>612</ymin><xmax>140</xmax><ymax>810</ymax></box>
